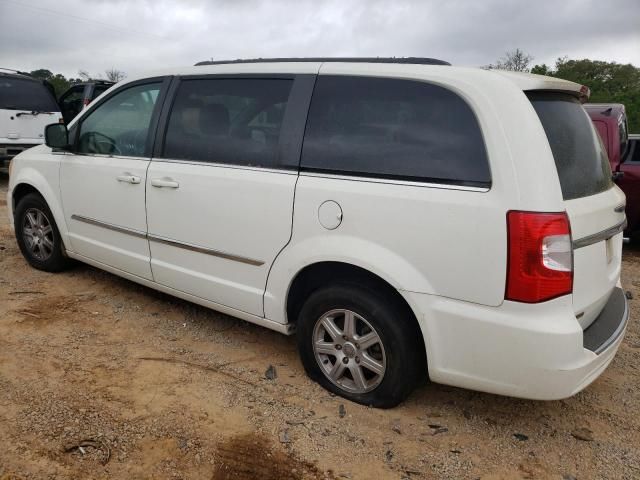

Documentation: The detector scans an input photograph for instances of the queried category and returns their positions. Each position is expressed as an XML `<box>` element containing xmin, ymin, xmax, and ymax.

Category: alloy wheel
<box><xmin>312</xmin><ymin>309</ymin><xmax>386</xmax><ymax>394</ymax></box>
<box><xmin>22</xmin><ymin>208</ymin><xmax>54</xmax><ymax>261</ymax></box>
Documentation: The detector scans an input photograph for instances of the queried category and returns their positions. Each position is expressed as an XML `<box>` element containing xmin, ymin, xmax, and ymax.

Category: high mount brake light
<box><xmin>506</xmin><ymin>211</ymin><xmax>573</xmax><ymax>303</ymax></box>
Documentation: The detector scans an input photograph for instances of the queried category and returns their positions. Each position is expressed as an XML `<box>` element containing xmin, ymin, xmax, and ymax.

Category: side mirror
<box><xmin>45</xmin><ymin>123</ymin><xmax>69</xmax><ymax>150</ymax></box>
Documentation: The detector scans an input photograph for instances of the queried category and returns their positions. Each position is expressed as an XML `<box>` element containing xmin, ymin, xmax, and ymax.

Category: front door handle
<box><xmin>151</xmin><ymin>177</ymin><xmax>180</xmax><ymax>189</ymax></box>
<box><xmin>116</xmin><ymin>173</ymin><xmax>141</xmax><ymax>184</ymax></box>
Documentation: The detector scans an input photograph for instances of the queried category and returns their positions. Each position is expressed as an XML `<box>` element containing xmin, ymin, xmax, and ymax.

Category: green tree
<box><xmin>531</xmin><ymin>58</ymin><xmax>640</xmax><ymax>133</ymax></box>
<box><xmin>29</xmin><ymin>69</ymin><xmax>70</xmax><ymax>96</ymax></box>
<box><xmin>48</xmin><ymin>74</ymin><xmax>71</xmax><ymax>96</ymax></box>
<box><xmin>29</xmin><ymin>68</ymin><xmax>54</xmax><ymax>80</ymax></box>
<box><xmin>530</xmin><ymin>64</ymin><xmax>550</xmax><ymax>76</ymax></box>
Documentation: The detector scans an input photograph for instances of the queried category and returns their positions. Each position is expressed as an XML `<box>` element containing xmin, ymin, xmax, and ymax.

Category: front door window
<box><xmin>77</xmin><ymin>83</ymin><xmax>160</xmax><ymax>157</ymax></box>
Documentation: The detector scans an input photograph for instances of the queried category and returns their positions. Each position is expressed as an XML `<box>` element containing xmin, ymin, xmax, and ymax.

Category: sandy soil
<box><xmin>0</xmin><ymin>172</ymin><xmax>639</xmax><ymax>480</ymax></box>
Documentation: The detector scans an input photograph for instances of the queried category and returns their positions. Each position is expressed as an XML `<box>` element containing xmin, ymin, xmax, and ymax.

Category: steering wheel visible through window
<box><xmin>76</xmin><ymin>82</ymin><xmax>160</xmax><ymax>157</ymax></box>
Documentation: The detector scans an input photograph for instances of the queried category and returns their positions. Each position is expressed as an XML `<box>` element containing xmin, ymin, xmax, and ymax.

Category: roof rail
<box><xmin>195</xmin><ymin>57</ymin><xmax>451</xmax><ymax>67</ymax></box>
<box><xmin>0</xmin><ymin>67</ymin><xmax>32</xmax><ymax>76</ymax></box>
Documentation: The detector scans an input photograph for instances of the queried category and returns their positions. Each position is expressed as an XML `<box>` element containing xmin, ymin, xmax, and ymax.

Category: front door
<box><xmin>60</xmin><ymin>80</ymin><xmax>166</xmax><ymax>279</ymax></box>
<box><xmin>146</xmin><ymin>76</ymin><xmax>310</xmax><ymax>316</ymax></box>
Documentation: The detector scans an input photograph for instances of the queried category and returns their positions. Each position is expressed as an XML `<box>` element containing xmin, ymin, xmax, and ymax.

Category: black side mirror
<box><xmin>612</xmin><ymin>171</ymin><xmax>624</xmax><ymax>183</ymax></box>
<box><xmin>45</xmin><ymin>123</ymin><xmax>70</xmax><ymax>150</ymax></box>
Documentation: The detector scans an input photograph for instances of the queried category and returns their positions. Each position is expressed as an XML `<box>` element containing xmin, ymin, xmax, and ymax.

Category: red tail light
<box><xmin>506</xmin><ymin>211</ymin><xmax>573</xmax><ymax>303</ymax></box>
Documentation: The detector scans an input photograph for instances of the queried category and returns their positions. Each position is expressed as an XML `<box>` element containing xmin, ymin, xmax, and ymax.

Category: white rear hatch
<box><xmin>527</xmin><ymin>91</ymin><xmax>625</xmax><ymax>328</ymax></box>
<box><xmin>0</xmin><ymin>75</ymin><xmax>61</xmax><ymax>145</ymax></box>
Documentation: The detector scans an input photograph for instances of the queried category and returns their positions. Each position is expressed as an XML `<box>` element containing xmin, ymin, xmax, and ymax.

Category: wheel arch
<box><xmin>284</xmin><ymin>261</ymin><xmax>428</xmax><ymax>375</ymax></box>
<box><xmin>286</xmin><ymin>261</ymin><xmax>406</xmax><ymax>322</ymax></box>
<box><xmin>10</xmin><ymin>168</ymin><xmax>69</xmax><ymax>245</ymax></box>
<box><xmin>11</xmin><ymin>182</ymin><xmax>41</xmax><ymax>212</ymax></box>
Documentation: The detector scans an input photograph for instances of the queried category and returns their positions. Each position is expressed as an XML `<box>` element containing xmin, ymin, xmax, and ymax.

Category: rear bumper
<box><xmin>583</xmin><ymin>287</ymin><xmax>628</xmax><ymax>354</ymax></box>
<box><xmin>403</xmin><ymin>286</ymin><xmax>628</xmax><ymax>400</ymax></box>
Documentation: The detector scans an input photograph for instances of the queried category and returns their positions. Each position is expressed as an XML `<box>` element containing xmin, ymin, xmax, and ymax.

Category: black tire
<box><xmin>14</xmin><ymin>192</ymin><xmax>71</xmax><ymax>272</ymax></box>
<box><xmin>296</xmin><ymin>283</ymin><xmax>424</xmax><ymax>408</ymax></box>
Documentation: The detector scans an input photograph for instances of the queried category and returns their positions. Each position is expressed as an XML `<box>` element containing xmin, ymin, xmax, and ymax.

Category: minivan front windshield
<box><xmin>528</xmin><ymin>92</ymin><xmax>613</xmax><ymax>201</ymax></box>
<box><xmin>0</xmin><ymin>76</ymin><xmax>59</xmax><ymax>112</ymax></box>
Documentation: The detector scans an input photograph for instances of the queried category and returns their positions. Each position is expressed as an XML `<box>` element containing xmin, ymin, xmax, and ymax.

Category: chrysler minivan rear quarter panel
<box><xmin>265</xmin><ymin>65</ymin><xmax>567</xmax><ymax>323</ymax></box>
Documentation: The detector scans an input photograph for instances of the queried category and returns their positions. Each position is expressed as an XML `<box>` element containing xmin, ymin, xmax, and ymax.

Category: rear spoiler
<box><xmin>491</xmin><ymin>71</ymin><xmax>590</xmax><ymax>103</ymax></box>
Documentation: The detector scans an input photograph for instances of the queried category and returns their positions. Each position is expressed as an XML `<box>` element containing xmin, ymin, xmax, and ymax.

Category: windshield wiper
<box><xmin>15</xmin><ymin>110</ymin><xmax>55</xmax><ymax>117</ymax></box>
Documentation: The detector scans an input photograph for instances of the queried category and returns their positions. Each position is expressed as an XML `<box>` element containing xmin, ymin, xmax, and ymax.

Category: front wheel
<box><xmin>14</xmin><ymin>193</ymin><xmax>71</xmax><ymax>272</ymax></box>
<box><xmin>296</xmin><ymin>284</ymin><xmax>423</xmax><ymax>408</ymax></box>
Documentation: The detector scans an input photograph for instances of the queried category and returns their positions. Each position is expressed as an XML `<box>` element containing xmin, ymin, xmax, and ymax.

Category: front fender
<box><xmin>9</xmin><ymin>150</ymin><xmax>67</xmax><ymax>245</ymax></box>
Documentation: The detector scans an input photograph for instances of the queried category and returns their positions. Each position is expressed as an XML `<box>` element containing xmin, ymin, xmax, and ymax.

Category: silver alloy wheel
<box><xmin>22</xmin><ymin>208</ymin><xmax>54</xmax><ymax>261</ymax></box>
<box><xmin>312</xmin><ymin>309</ymin><xmax>386</xmax><ymax>394</ymax></box>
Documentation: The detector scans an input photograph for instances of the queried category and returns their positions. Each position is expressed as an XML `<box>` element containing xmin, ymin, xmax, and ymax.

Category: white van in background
<box><xmin>0</xmin><ymin>69</ymin><xmax>62</xmax><ymax>169</ymax></box>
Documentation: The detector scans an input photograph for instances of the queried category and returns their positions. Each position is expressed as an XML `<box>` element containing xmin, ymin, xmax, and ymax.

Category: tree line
<box><xmin>487</xmin><ymin>49</ymin><xmax>640</xmax><ymax>133</ymax></box>
<box><xmin>28</xmin><ymin>68</ymin><xmax>126</xmax><ymax>96</ymax></box>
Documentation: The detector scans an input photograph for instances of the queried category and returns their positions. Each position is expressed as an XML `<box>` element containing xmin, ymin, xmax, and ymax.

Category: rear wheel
<box><xmin>14</xmin><ymin>193</ymin><xmax>71</xmax><ymax>272</ymax></box>
<box><xmin>296</xmin><ymin>283</ymin><xmax>423</xmax><ymax>408</ymax></box>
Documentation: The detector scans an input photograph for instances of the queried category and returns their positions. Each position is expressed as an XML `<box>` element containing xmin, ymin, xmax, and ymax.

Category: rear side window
<box><xmin>163</xmin><ymin>78</ymin><xmax>293</xmax><ymax>168</ymax></box>
<box><xmin>528</xmin><ymin>93</ymin><xmax>612</xmax><ymax>200</ymax></box>
<box><xmin>301</xmin><ymin>76</ymin><xmax>490</xmax><ymax>187</ymax></box>
<box><xmin>0</xmin><ymin>76</ymin><xmax>59</xmax><ymax>112</ymax></box>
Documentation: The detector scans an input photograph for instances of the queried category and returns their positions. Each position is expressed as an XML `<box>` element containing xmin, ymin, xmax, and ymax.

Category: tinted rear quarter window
<box><xmin>301</xmin><ymin>75</ymin><xmax>490</xmax><ymax>187</ymax></box>
<box><xmin>0</xmin><ymin>76</ymin><xmax>59</xmax><ymax>111</ymax></box>
<box><xmin>528</xmin><ymin>92</ymin><xmax>612</xmax><ymax>200</ymax></box>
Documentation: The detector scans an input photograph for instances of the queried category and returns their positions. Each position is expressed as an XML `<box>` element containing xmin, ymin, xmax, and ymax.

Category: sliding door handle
<box><xmin>116</xmin><ymin>173</ymin><xmax>141</xmax><ymax>184</ymax></box>
<box><xmin>151</xmin><ymin>177</ymin><xmax>180</xmax><ymax>189</ymax></box>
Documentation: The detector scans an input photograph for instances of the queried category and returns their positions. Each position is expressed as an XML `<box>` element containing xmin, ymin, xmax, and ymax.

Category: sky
<box><xmin>1</xmin><ymin>0</ymin><xmax>639</xmax><ymax>80</ymax></box>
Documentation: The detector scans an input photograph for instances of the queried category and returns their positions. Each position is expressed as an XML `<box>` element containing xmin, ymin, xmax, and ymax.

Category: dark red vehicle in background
<box><xmin>585</xmin><ymin>103</ymin><xmax>640</xmax><ymax>240</ymax></box>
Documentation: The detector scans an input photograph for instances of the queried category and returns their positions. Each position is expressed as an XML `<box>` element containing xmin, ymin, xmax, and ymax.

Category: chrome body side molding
<box><xmin>71</xmin><ymin>214</ymin><xmax>147</xmax><ymax>239</ymax></box>
<box><xmin>147</xmin><ymin>234</ymin><xmax>264</xmax><ymax>266</ymax></box>
<box><xmin>572</xmin><ymin>219</ymin><xmax>627</xmax><ymax>250</ymax></box>
<box><xmin>70</xmin><ymin>214</ymin><xmax>264</xmax><ymax>266</ymax></box>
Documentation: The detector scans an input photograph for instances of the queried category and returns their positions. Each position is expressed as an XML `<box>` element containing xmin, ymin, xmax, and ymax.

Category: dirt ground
<box><xmin>0</xmin><ymin>173</ymin><xmax>639</xmax><ymax>480</ymax></box>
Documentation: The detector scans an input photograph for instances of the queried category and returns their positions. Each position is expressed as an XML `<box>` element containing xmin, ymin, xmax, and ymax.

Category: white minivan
<box><xmin>7</xmin><ymin>58</ymin><xmax>629</xmax><ymax>407</ymax></box>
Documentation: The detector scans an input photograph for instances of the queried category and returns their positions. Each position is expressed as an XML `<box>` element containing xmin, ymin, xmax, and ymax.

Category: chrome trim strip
<box><xmin>151</xmin><ymin>157</ymin><xmax>298</xmax><ymax>175</ymax></box>
<box><xmin>151</xmin><ymin>158</ymin><xmax>487</xmax><ymax>189</ymax></box>
<box><xmin>593</xmin><ymin>292</ymin><xmax>629</xmax><ymax>355</ymax></box>
<box><xmin>74</xmin><ymin>153</ymin><xmax>150</xmax><ymax>161</ymax></box>
<box><xmin>71</xmin><ymin>214</ymin><xmax>264</xmax><ymax>266</ymax></box>
<box><xmin>71</xmin><ymin>214</ymin><xmax>147</xmax><ymax>239</ymax></box>
<box><xmin>300</xmin><ymin>171</ymin><xmax>490</xmax><ymax>192</ymax></box>
<box><xmin>147</xmin><ymin>234</ymin><xmax>264</xmax><ymax>266</ymax></box>
<box><xmin>572</xmin><ymin>219</ymin><xmax>627</xmax><ymax>249</ymax></box>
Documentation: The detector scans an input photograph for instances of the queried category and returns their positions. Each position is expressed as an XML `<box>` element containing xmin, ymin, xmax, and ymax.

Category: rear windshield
<box><xmin>0</xmin><ymin>76</ymin><xmax>59</xmax><ymax>112</ymax></box>
<box><xmin>528</xmin><ymin>92</ymin><xmax>612</xmax><ymax>200</ymax></box>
